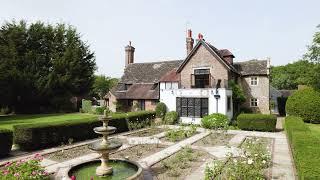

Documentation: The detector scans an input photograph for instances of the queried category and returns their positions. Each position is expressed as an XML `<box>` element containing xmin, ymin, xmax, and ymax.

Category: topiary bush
<box><xmin>155</xmin><ymin>102</ymin><xmax>167</xmax><ymax>119</ymax></box>
<box><xmin>237</xmin><ymin>113</ymin><xmax>276</xmax><ymax>132</ymax></box>
<box><xmin>286</xmin><ymin>88</ymin><xmax>320</xmax><ymax>123</ymax></box>
<box><xmin>164</xmin><ymin>111</ymin><xmax>179</xmax><ymax>125</ymax></box>
<box><xmin>0</xmin><ymin>128</ymin><xmax>13</xmax><ymax>157</ymax></box>
<box><xmin>201</xmin><ymin>113</ymin><xmax>229</xmax><ymax>129</ymax></box>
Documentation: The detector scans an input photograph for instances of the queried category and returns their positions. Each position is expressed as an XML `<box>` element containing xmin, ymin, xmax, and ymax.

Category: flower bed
<box><xmin>205</xmin><ymin>137</ymin><xmax>273</xmax><ymax>179</ymax></box>
<box><xmin>1</xmin><ymin>154</ymin><xmax>50</xmax><ymax>179</ymax></box>
<box><xmin>151</xmin><ymin>147</ymin><xmax>212</xmax><ymax>180</ymax></box>
<box><xmin>44</xmin><ymin>144</ymin><xmax>167</xmax><ymax>162</ymax></box>
<box><xmin>162</xmin><ymin>125</ymin><xmax>198</xmax><ymax>142</ymax></box>
<box><xmin>126</xmin><ymin>127</ymin><xmax>166</xmax><ymax>137</ymax></box>
<box><xmin>193</xmin><ymin>133</ymin><xmax>234</xmax><ymax>147</ymax></box>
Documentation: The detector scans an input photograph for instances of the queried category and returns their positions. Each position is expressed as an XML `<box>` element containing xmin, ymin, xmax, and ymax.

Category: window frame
<box><xmin>250</xmin><ymin>77</ymin><xmax>258</xmax><ymax>86</ymax></box>
<box><xmin>176</xmin><ymin>97</ymin><xmax>208</xmax><ymax>118</ymax></box>
<box><xmin>250</xmin><ymin>98</ymin><xmax>258</xmax><ymax>107</ymax></box>
<box><xmin>227</xmin><ymin>96</ymin><xmax>232</xmax><ymax>111</ymax></box>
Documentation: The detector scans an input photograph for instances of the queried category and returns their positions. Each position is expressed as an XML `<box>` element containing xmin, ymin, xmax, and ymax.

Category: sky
<box><xmin>1</xmin><ymin>0</ymin><xmax>319</xmax><ymax>77</ymax></box>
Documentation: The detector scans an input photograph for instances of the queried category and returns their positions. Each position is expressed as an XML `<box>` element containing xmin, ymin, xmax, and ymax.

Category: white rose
<box><xmin>247</xmin><ymin>159</ymin><xmax>253</xmax><ymax>165</ymax></box>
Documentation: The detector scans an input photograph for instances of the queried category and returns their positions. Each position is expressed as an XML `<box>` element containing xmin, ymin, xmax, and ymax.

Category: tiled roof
<box><xmin>219</xmin><ymin>49</ymin><xmax>235</xmax><ymax>58</ymax></box>
<box><xmin>109</xmin><ymin>60</ymin><xmax>182</xmax><ymax>99</ymax></box>
<box><xmin>120</xmin><ymin>60</ymin><xmax>183</xmax><ymax>83</ymax></box>
<box><xmin>233</xmin><ymin>60</ymin><xmax>268</xmax><ymax>76</ymax></box>
<box><xmin>159</xmin><ymin>69</ymin><xmax>180</xmax><ymax>82</ymax></box>
<box><xmin>112</xmin><ymin>83</ymin><xmax>159</xmax><ymax>100</ymax></box>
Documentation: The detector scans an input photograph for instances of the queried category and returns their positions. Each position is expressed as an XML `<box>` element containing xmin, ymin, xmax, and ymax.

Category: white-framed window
<box><xmin>250</xmin><ymin>77</ymin><xmax>258</xmax><ymax>86</ymax></box>
<box><xmin>250</xmin><ymin>98</ymin><xmax>258</xmax><ymax>107</ymax></box>
<box><xmin>165</xmin><ymin>82</ymin><xmax>172</xmax><ymax>89</ymax></box>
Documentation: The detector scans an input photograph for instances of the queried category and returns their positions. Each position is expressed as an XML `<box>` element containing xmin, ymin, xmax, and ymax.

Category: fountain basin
<box><xmin>88</xmin><ymin>139</ymin><xmax>122</xmax><ymax>152</ymax></box>
<box><xmin>68</xmin><ymin>159</ymin><xmax>143</xmax><ymax>180</ymax></box>
<box><xmin>94</xmin><ymin>126</ymin><xmax>117</xmax><ymax>135</ymax></box>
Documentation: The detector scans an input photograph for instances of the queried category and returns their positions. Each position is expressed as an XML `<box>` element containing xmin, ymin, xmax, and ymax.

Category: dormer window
<box><xmin>250</xmin><ymin>77</ymin><xmax>258</xmax><ymax>86</ymax></box>
<box><xmin>124</xmin><ymin>83</ymin><xmax>132</xmax><ymax>90</ymax></box>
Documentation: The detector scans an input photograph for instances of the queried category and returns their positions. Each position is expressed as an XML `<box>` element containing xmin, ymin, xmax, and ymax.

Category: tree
<box><xmin>270</xmin><ymin>60</ymin><xmax>314</xmax><ymax>90</ymax></box>
<box><xmin>0</xmin><ymin>20</ymin><xmax>96</xmax><ymax>113</ymax></box>
<box><xmin>304</xmin><ymin>25</ymin><xmax>320</xmax><ymax>63</ymax></box>
<box><xmin>91</xmin><ymin>75</ymin><xmax>118</xmax><ymax>99</ymax></box>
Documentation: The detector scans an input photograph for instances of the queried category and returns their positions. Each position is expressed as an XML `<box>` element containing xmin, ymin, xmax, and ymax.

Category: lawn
<box><xmin>306</xmin><ymin>123</ymin><xmax>320</xmax><ymax>140</ymax></box>
<box><xmin>0</xmin><ymin>113</ymin><xmax>98</xmax><ymax>130</ymax></box>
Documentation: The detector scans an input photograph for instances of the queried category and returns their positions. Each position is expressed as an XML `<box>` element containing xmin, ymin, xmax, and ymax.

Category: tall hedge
<box><xmin>286</xmin><ymin>88</ymin><xmax>320</xmax><ymax>123</ymax></box>
<box><xmin>14</xmin><ymin>111</ymin><xmax>155</xmax><ymax>150</ymax></box>
<box><xmin>285</xmin><ymin>116</ymin><xmax>320</xmax><ymax>179</ymax></box>
<box><xmin>237</xmin><ymin>113</ymin><xmax>277</xmax><ymax>132</ymax></box>
<box><xmin>0</xmin><ymin>129</ymin><xmax>13</xmax><ymax>157</ymax></box>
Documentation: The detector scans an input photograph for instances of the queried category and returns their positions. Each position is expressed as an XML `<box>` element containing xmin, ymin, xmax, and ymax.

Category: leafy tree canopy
<box><xmin>91</xmin><ymin>75</ymin><xmax>118</xmax><ymax>99</ymax></box>
<box><xmin>0</xmin><ymin>20</ymin><xmax>96</xmax><ymax>113</ymax></box>
<box><xmin>271</xmin><ymin>25</ymin><xmax>320</xmax><ymax>90</ymax></box>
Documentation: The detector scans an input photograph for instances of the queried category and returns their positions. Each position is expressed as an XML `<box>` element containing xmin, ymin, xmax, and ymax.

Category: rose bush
<box><xmin>2</xmin><ymin>154</ymin><xmax>49</xmax><ymax>179</ymax></box>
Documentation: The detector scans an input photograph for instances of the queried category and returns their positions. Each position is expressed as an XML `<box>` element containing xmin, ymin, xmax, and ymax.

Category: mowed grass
<box><xmin>306</xmin><ymin>123</ymin><xmax>320</xmax><ymax>140</ymax></box>
<box><xmin>0</xmin><ymin>113</ymin><xmax>98</xmax><ymax>130</ymax></box>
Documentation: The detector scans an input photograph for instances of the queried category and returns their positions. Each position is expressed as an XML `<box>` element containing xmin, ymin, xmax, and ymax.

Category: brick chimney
<box><xmin>125</xmin><ymin>41</ymin><xmax>135</xmax><ymax>67</ymax></box>
<box><xmin>186</xmin><ymin>29</ymin><xmax>194</xmax><ymax>55</ymax></box>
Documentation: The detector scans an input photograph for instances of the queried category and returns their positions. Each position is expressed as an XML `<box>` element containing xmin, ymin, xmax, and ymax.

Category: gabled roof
<box><xmin>233</xmin><ymin>60</ymin><xmax>268</xmax><ymax>76</ymax></box>
<box><xmin>176</xmin><ymin>40</ymin><xmax>239</xmax><ymax>74</ymax></box>
<box><xmin>120</xmin><ymin>60</ymin><xmax>183</xmax><ymax>83</ymax></box>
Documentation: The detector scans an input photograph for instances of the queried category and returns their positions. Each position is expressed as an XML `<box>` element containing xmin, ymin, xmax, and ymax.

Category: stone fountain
<box><xmin>66</xmin><ymin>110</ymin><xmax>143</xmax><ymax>179</ymax></box>
<box><xmin>88</xmin><ymin>110</ymin><xmax>123</xmax><ymax>176</ymax></box>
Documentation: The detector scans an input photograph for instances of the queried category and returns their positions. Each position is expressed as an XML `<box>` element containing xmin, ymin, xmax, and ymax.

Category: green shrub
<box><xmin>81</xmin><ymin>99</ymin><xmax>92</xmax><ymax>113</ymax></box>
<box><xmin>201</xmin><ymin>113</ymin><xmax>229</xmax><ymax>129</ymax></box>
<box><xmin>0</xmin><ymin>129</ymin><xmax>13</xmax><ymax>157</ymax></box>
<box><xmin>237</xmin><ymin>113</ymin><xmax>276</xmax><ymax>132</ymax></box>
<box><xmin>164</xmin><ymin>111</ymin><xmax>179</xmax><ymax>125</ymax></box>
<box><xmin>286</xmin><ymin>88</ymin><xmax>320</xmax><ymax>123</ymax></box>
<box><xmin>94</xmin><ymin>106</ymin><xmax>108</xmax><ymax>115</ymax></box>
<box><xmin>14</xmin><ymin>111</ymin><xmax>155</xmax><ymax>150</ymax></box>
<box><xmin>285</xmin><ymin>116</ymin><xmax>320</xmax><ymax>179</ymax></box>
<box><xmin>155</xmin><ymin>102</ymin><xmax>167</xmax><ymax>118</ymax></box>
<box><xmin>165</xmin><ymin>125</ymin><xmax>197</xmax><ymax>142</ymax></box>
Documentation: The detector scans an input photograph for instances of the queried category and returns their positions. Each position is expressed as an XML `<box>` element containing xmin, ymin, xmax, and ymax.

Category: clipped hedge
<box><xmin>285</xmin><ymin>116</ymin><xmax>320</xmax><ymax>179</ymax></box>
<box><xmin>14</xmin><ymin>111</ymin><xmax>155</xmax><ymax>150</ymax></box>
<box><xmin>286</xmin><ymin>88</ymin><xmax>320</xmax><ymax>123</ymax></box>
<box><xmin>0</xmin><ymin>128</ymin><xmax>13</xmax><ymax>157</ymax></box>
<box><xmin>237</xmin><ymin>113</ymin><xmax>277</xmax><ymax>132</ymax></box>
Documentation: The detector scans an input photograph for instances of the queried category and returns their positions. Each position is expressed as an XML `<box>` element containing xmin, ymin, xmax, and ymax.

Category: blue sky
<box><xmin>1</xmin><ymin>0</ymin><xmax>319</xmax><ymax>77</ymax></box>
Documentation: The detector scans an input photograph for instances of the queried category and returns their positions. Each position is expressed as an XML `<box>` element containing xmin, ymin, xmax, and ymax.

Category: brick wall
<box><xmin>180</xmin><ymin>45</ymin><xmax>229</xmax><ymax>88</ymax></box>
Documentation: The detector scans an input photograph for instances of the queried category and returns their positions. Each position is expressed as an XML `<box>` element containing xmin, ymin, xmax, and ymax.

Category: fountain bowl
<box><xmin>67</xmin><ymin>159</ymin><xmax>143</xmax><ymax>180</ymax></box>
